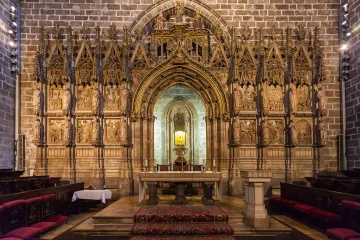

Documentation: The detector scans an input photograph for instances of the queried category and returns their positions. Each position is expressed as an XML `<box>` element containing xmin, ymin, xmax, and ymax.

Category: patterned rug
<box><xmin>131</xmin><ymin>222</ymin><xmax>233</xmax><ymax>235</ymax></box>
<box><xmin>131</xmin><ymin>205</ymin><xmax>233</xmax><ymax>237</ymax></box>
<box><xmin>134</xmin><ymin>205</ymin><xmax>228</xmax><ymax>223</ymax></box>
<box><xmin>130</xmin><ymin>236</ymin><xmax>236</xmax><ymax>240</ymax></box>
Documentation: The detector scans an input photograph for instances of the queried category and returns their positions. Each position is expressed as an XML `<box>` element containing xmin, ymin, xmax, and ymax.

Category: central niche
<box><xmin>154</xmin><ymin>85</ymin><xmax>206</xmax><ymax>165</ymax></box>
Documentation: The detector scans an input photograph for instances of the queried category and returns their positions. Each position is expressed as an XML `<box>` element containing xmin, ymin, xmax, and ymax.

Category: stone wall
<box><xmin>19</xmin><ymin>0</ymin><xmax>341</xmax><ymax>174</ymax></box>
<box><xmin>0</xmin><ymin>0</ymin><xmax>16</xmax><ymax>169</ymax></box>
<box><xmin>346</xmin><ymin>0</ymin><xmax>360</xmax><ymax>169</ymax></box>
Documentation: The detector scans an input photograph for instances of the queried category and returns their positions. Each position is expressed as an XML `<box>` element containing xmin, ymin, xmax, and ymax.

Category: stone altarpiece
<box><xmin>32</xmin><ymin>1</ymin><xmax>326</xmax><ymax>195</ymax></box>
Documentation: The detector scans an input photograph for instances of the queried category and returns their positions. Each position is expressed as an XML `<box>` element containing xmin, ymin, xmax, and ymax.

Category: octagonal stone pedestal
<box><xmin>241</xmin><ymin>171</ymin><xmax>273</xmax><ymax>229</ymax></box>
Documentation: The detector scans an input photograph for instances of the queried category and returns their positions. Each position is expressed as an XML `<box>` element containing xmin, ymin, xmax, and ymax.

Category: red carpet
<box><xmin>134</xmin><ymin>205</ymin><xmax>228</xmax><ymax>223</ymax></box>
<box><xmin>131</xmin><ymin>206</ymin><xmax>234</xmax><ymax>238</ymax></box>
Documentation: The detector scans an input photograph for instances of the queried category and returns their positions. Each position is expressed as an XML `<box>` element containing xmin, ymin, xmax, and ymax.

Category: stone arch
<box><xmin>129</xmin><ymin>0</ymin><xmax>231</xmax><ymax>39</ymax></box>
<box><xmin>132</xmin><ymin>54</ymin><xmax>230</xmax><ymax>120</ymax></box>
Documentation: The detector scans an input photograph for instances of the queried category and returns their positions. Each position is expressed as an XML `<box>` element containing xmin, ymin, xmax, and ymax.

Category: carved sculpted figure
<box><xmin>120</xmin><ymin>117</ymin><xmax>128</xmax><ymax>145</ymax></box>
<box><xmin>119</xmin><ymin>84</ymin><xmax>129</xmax><ymax>114</ymax></box>
<box><xmin>63</xmin><ymin>118</ymin><xmax>71</xmax><ymax>145</ymax></box>
<box><xmin>62</xmin><ymin>88</ymin><xmax>72</xmax><ymax>115</ymax></box>
<box><xmin>92</xmin><ymin>88</ymin><xmax>100</xmax><ymax>114</ymax></box>
<box><xmin>233</xmin><ymin>117</ymin><xmax>241</xmax><ymax>144</ymax></box>
<box><xmin>92</xmin><ymin>117</ymin><xmax>99</xmax><ymax>145</ymax></box>
<box><xmin>316</xmin><ymin>83</ymin><xmax>326</xmax><ymax>111</ymax></box>
<box><xmin>33</xmin><ymin>87</ymin><xmax>41</xmax><ymax>116</ymax></box>
<box><xmin>156</xmin><ymin>11</ymin><xmax>166</xmax><ymax>30</ymax></box>
<box><xmin>318</xmin><ymin>120</ymin><xmax>327</xmax><ymax>144</ymax></box>
<box><xmin>32</xmin><ymin>118</ymin><xmax>41</xmax><ymax>143</ymax></box>
<box><xmin>289</xmin><ymin>84</ymin><xmax>297</xmax><ymax>112</ymax></box>
<box><xmin>288</xmin><ymin>120</ymin><xmax>297</xmax><ymax>144</ymax></box>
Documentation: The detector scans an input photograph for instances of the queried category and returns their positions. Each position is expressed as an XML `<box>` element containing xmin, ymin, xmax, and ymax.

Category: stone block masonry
<box><xmin>0</xmin><ymin>0</ymin><xmax>16</xmax><ymax>169</ymax></box>
<box><xmin>19</xmin><ymin>0</ymin><xmax>341</xmax><ymax>174</ymax></box>
<box><xmin>346</xmin><ymin>0</ymin><xmax>360</xmax><ymax>169</ymax></box>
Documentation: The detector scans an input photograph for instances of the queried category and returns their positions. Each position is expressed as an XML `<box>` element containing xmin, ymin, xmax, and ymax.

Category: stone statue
<box><xmin>318</xmin><ymin>120</ymin><xmax>327</xmax><ymax>144</ymax></box>
<box><xmin>233</xmin><ymin>86</ymin><xmax>241</xmax><ymax>114</ymax></box>
<box><xmin>316</xmin><ymin>83</ymin><xmax>326</xmax><ymax>111</ymax></box>
<box><xmin>120</xmin><ymin>117</ymin><xmax>128</xmax><ymax>145</ymax></box>
<box><xmin>193</xmin><ymin>9</ymin><xmax>202</xmax><ymax>28</ymax></box>
<box><xmin>119</xmin><ymin>84</ymin><xmax>129</xmax><ymax>114</ymax></box>
<box><xmin>156</xmin><ymin>11</ymin><xmax>166</xmax><ymax>30</ymax></box>
<box><xmin>175</xmin><ymin>0</ymin><xmax>184</xmax><ymax>23</ymax></box>
<box><xmin>33</xmin><ymin>87</ymin><xmax>41</xmax><ymax>116</ymax></box>
<box><xmin>92</xmin><ymin>117</ymin><xmax>99</xmax><ymax>145</ymax></box>
<box><xmin>289</xmin><ymin>120</ymin><xmax>298</xmax><ymax>145</ymax></box>
<box><xmin>62</xmin><ymin>88</ymin><xmax>72</xmax><ymax>115</ymax></box>
<box><xmin>262</xmin><ymin>120</ymin><xmax>269</xmax><ymax>145</ymax></box>
<box><xmin>233</xmin><ymin>117</ymin><xmax>241</xmax><ymax>144</ymax></box>
<box><xmin>32</xmin><ymin>118</ymin><xmax>41</xmax><ymax>143</ymax></box>
<box><xmin>289</xmin><ymin>84</ymin><xmax>297</xmax><ymax>112</ymax></box>
<box><xmin>92</xmin><ymin>88</ymin><xmax>99</xmax><ymax>115</ymax></box>
<box><xmin>63</xmin><ymin>118</ymin><xmax>71</xmax><ymax>145</ymax></box>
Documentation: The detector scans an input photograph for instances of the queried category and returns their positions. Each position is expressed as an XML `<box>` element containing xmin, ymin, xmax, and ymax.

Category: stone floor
<box><xmin>39</xmin><ymin>195</ymin><xmax>329</xmax><ymax>240</ymax></box>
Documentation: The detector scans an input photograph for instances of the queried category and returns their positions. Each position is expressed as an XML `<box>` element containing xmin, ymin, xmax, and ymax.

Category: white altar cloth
<box><xmin>72</xmin><ymin>190</ymin><xmax>112</xmax><ymax>204</ymax></box>
<box><xmin>139</xmin><ymin>171</ymin><xmax>222</xmax><ymax>203</ymax></box>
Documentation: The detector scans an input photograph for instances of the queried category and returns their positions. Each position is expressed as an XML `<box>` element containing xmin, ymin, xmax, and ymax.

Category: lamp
<box><xmin>174</xmin><ymin>130</ymin><xmax>186</xmax><ymax>146</ymax></box>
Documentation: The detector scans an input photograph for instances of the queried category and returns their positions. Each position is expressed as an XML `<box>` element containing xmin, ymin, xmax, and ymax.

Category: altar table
<box><xmin>139</xmin><ymin>171</ymin><xmax>222</xmax><ymax>205</ymax></box>
<box><xmin>72</xmin><ymin>189</ymin><xmax>112</xmax><ymax>204</ymax></box>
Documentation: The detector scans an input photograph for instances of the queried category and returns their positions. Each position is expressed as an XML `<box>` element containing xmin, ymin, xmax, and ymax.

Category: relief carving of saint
<box><xmin>92</xmin><ymin>88</ymin><xmax>100</xmax><ymax>115</ymax></box>
<box><xmin>62</xmin><ymin>88</ymin><xmax>72</xmax><ymax>115</ymax></box>
<box><xmin>156</xmin><ymin>11</ymin><xmax>166</xmax><ymax>30</ymax></box>
<box><xmin>316</xmin><ymin>83</ymin><xmax>326</xmax><ymax>111</ymax></box>
<box><xmin>33</xmin><ymin>87</ymin><xmax>41</xmax><ymax>116</ymax></box>
<box><xmin>233</xmin><ymin>117</ymin><xmax>241</xmax><ymax>144</ymax></box>
<box><xmin>32</xmin><ymin>119</ymin><xmax>41</xmax><ymax>143</ymax></box>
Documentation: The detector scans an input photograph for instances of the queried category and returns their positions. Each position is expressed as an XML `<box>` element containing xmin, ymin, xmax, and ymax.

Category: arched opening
<box><xmin>154</xmin><ymin>85</ymin><xmax>206</xmax><ymax>166</ymax></box>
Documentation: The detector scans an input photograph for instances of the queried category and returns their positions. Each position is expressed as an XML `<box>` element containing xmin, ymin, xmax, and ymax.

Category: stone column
<box><xmin>241</xmin><ymin>171</ymin><xmax>273</xmax><ymax>229</ymax></box>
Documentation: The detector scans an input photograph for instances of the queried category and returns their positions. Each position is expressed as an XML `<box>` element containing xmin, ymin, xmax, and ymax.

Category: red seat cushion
<box><xmin>294</xmin><ymin>204</ymin><xmax>315</xmax><ymax>213</ymax></box>
<box><xmin>31</xmin><ymin>221</ymin><xmax>57</xmax><ymax>232</ymax></box>
<box><xmin>326</xmin><ymin>228</ymin><xmax>360</xmax><ymax>240</ymax></box>
<box><xmin>45</xmin><ymin>215</ymin><xmax>68</xmax><ymax>224</ymax></box>
<box><xmin>25</xmin><ymin>196</ymin><xmax>43</xmax><ymax>204</ymax></box>
<box><xmin>0</xmin><ymin>205</ymin><xmax>4</xmax><ymax>212</ymax></box>
<box><xmin>5</xmin><ymin>227</ymin><xmax>42</xmax><ymax>238</ymax></box>
<box><xmin>270</xmin><ymin>196</ymin><xmax>282</xmax><ymax>203</ymax></box>
<box><xmin>342</xmin><ymin>200</ymin><xmax>360</xmax><ymax>212</ymax></box>
<box><xmin>41</xmin><ymin>193</ymin><xmax>56</xmax><ymax>201</ymax></box>
<box><xmin>309</xmin><ymin>208</ymin><xmax>342</xmax><ymax>222</ymax></box>
<box><xmin>281</xmin><ymin>198</ymin><xmax>299</xmax><ymax>207</ymax></box>
<box><xmin>3</xmin><ymin>199</ymin><xmax>26</xmax><ymax>208</ymax></box>
<box><xmin>0</xmin><ymin>238</ymin><xmax>24</xmax><ymax>240</ymax></box>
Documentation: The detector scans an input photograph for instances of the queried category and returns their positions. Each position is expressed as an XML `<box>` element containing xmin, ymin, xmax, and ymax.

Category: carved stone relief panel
<box><xmin>104</xmin><ymin>118</ymin><xmax>128</xmax><ymax>145</ymax></box>
<box><xmin>48</xmin><ymin>85</ymin><xmax>63</xmax><ymax>111</ymax></box>
<box><xmin>76</xmin><ymin>85</ymin><xmax>93</xmax><ymax>111</ymax></box>
<box><xmin>291</xmin><ymin>84</ymin><xmax>311</xmax><ymax>112</ymax></box>
<box><xmin>262</xmin><ymin>119</ymin><xmax>284</xmax><ymax>145</ymax></box>
<box><xmin>293</xmin><ymin>119</ymin><xmax>312</xmax><ymax>145</ymax></box>
<box><xmin>76</xmin><ymin>119</ymin><xmax>93</xmax><ymax>144</ymax></box>
<box><xmin>234</xmin><ymin>85</ymin><xmax>256</xmax><ymax>114</ymax></box>
<box><xmin>48</xmin><ymin>119</ymin><xmax>65</xmax><ymax>144</ymax></box>
<box><xmin>262</xmin><ymin>85</ymin><xmax>283</xmax><ymax>114</ymax></box>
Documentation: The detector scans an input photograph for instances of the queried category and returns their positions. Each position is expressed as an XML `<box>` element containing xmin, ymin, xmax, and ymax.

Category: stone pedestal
<box><xmin>173</xmin><ymin>182</ymin><xmax>187</xmax><ymax>205</ymax></box>
<box><xmin>146</xmin><ymin>182</ymin><xmax>159</xmax><ymax>205</ymax></box>
<box><xmin>202</xmin><ymin>181</ymin><xmax>215</xmax><ymax>205</ymax></box>
<box><xmin>241</xmin><ymin>171</ymin><xmax>273</xmax><ymax>229</ymax></box>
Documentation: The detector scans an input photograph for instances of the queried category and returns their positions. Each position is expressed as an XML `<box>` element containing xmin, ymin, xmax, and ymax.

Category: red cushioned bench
<box><xmin>326</xmin><ymin>228</ymin><xmax>360</xmax><ymax>240</ymax></box>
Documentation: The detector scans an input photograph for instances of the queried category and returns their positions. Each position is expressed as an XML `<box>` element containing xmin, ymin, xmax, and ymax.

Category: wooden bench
<box><xmin>269</xmin><ymin>182</ymin><xmax>360</xmax><ymax>230</ymax></box>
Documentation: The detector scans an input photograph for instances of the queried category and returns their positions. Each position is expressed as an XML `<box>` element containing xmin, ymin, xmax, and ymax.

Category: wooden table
<box><xmin>139</xmin><ymin>171</ymin><xmax>222</xmax><ymax>205</ymax></box>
